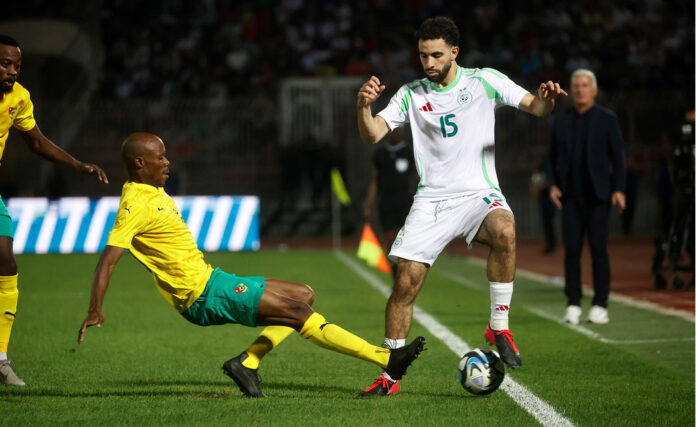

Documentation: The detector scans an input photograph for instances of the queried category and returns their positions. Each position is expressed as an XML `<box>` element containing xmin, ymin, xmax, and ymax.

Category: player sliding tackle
<box><xmin>78</xmin><ymin>132</ymin><xmax>425</xmax><ymax>398</ymax></box>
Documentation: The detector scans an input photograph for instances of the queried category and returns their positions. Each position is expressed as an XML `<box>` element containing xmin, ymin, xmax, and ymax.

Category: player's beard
<box><xmin>0</xmin><ymin>79</ymin><xmax>14</xmax><ymax>93</ymax></box>
<box><xmin>425</xmin><ymin>61</ymin><xmax>452</xmax><ymax>83</ymax></box>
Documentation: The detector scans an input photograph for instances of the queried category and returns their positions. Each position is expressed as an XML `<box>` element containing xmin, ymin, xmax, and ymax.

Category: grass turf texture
<box><xmin>1</xmin><ymin>250</ymin><xmax>693</xmax><ymax>426</ymax></box>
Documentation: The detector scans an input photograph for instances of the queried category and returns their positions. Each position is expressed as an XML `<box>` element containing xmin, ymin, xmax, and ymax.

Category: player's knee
<box><xmin>494</xmin><ymin>222</ymin><xmax>516</xmax><ymax>251</ymax></box>
<box><xmin>284</xmin><ymin>298</ymin><xmax>313</xmax><ymax>327</ymax></box>
<box><xmin>391</xmin><ymin>278</ymin><xmax>420</xmax><ymax>303</ymax></box>
<box><xmin>0</xmin><ymin>256</ymin><xmax>17</xmax><ymax>276</ymax></box>
<box><xmin>298</xmin><ymin>283</ymin><xmax>315</xmax><ymax>306</ymax></box>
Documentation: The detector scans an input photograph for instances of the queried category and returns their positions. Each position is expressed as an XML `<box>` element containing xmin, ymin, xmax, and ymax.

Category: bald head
<box><xmin>121</xmin><ymin>132</ymin><xmax>170</xmax><ymax>187</ymax></box>
<box><xmin>121</xmin><ymin>132</ymin><xmax>163</xmax><ymax>164</ymax></box>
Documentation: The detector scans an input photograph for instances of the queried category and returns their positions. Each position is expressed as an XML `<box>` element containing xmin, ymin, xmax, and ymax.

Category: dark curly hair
<box><xmin>414</xmin><ymin>17</ymin><xmax>460</xmax><ymax>47</ymax></box>
<box><xmin>0</xmin><ymin>35</ymin><xmax>20</xmax><ymax>47</ymax></box>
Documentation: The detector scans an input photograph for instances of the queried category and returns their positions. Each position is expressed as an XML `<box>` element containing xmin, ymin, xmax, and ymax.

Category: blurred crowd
<box><xmin>92</xmin><ymin>0</ymin><xmax>694</xmax><ymax>100</ymax></box>
<box><xmin>2</xmin><ymin>0</ymin><xmax>693</xmax><ymax>237</ymax></box>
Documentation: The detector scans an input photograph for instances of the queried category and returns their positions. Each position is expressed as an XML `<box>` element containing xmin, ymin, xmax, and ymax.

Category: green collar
<box><xmin>430</xmin><ymin>66</ymin><xmax>462</xmax><ymax>93</ymax></box>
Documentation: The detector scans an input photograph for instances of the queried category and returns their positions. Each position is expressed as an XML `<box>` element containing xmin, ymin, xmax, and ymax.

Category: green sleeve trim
<box><xmin>407</xmin><ymin>79</ymin><xmax>423</xmax><ymax>90</ymax></box>
<box><xmin>481</xmin><ymin>67</ymin><xmax>506</xmax><ymax>79</ymax></box>
<box><xmin>481</xmin><ymin>148</ymin><xmax>501</xmax><ymax>191</ymax></box>
<box><xmin>472</xmin><ymin>76</ymin><xmax>502</xmax><ymax>102</ymax></box>
<box><xmin>399</xmin><ymin>88</ymin><xmax>413</xmax><ymax>114</ymax></box>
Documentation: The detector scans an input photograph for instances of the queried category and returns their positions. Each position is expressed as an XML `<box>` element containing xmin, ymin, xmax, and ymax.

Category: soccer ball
<box><xmin>457</xmin><ymin>348</ymin><xmax>505</xmax><ymax>395</ymax></box>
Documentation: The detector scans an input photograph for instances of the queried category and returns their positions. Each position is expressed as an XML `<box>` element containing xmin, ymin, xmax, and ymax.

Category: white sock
<box><xmin>490</xmin><ymin>281</ymin><xmax>513</xmax><ymax>330</ymax></box>
<box><xmin>381</xmin><ymin>338</ymin><xmax>406</xmax><ymax>381</ymax></box>
<box><xmin>0</xmin><ymin>352</ymin><xmax>7</xmax><ymax>361</ymax></box>
<box><xmin>382</xmin><ymin>338</ymin><xmax>406</xmax><ymax>350</ymax></box>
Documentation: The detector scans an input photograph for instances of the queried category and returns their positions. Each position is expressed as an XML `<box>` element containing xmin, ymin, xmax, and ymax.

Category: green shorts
<box><xmin>0</xmin><ymin>196</ymin><xmax>13</xmax><ymax>238</ymax></box>
<box><xmin>182</xmin><ymin>268</ymin><xmax>266</xmax><ymax>327</ymax></box>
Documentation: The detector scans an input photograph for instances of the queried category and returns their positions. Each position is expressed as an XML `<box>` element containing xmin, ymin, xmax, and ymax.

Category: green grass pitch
<box><xmin>1</xmin><ymin>250</ymin><xmax>693</xmax><ymax>426</ymax></box>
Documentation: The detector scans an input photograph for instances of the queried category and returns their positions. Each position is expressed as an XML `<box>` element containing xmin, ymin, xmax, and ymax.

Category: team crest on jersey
<box><xmin>8</xmin><ymin>106</ymin><xmax>16</xmax><ymax>120</ymax></box>
<box><xmin>234</xmin><ymin>283</ymin><xmax>248</xmax><ymax>294</ymax></box>
<box><xmin>457</xmin><ymin>90</ymin><xmax>473</xmax><ymax>106</ymax></box>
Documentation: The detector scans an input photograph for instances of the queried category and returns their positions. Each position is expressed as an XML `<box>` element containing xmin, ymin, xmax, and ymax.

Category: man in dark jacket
<box><xmin>547</xmin><ymin>69</ymin><xmax>625</xmax><ymax>325</ymax></box>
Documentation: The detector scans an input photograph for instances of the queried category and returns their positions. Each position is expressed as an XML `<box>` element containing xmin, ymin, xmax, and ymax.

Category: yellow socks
<box><xmin>299</xmin><ymin>312</ymin><xmax>390</xmax><ymax>369</ymax></box>
<box><xmin>240</xmin><ymin>313</ymin><xmax>392</xmax><ymax>370</ymax></box>
<box><xmin>0</xmin><ymin>274</ymin><xmax>18</xmax><ymax>353</ymax></box>
<box><xmin>242</xmin><ymin>326</ymin><xmax>294</xmax><ymax>369</ymax></box>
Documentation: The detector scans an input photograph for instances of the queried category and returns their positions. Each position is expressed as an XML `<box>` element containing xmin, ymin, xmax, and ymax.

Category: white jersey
<box><xmin>377</xmin><ymin>66</ymin><xmax>529</xmax><ymax>200</ymax></box>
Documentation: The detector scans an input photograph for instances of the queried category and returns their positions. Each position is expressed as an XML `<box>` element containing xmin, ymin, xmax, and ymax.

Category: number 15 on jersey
<box><xmin>439</xmin><ymin>114</ymin><xmax>458</xmax><ymax>138</ymax></box>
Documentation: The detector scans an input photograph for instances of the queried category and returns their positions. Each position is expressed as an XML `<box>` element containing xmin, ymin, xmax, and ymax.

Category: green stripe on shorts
<box><xmin>182</xmin><ymin>268</ymin><xmax>266</xmax><ymax>327</ymax></box>
<box><xmin>0</xmin><ymin>196</ymin><xmax>14</xmax><ymax>238</ymax></box>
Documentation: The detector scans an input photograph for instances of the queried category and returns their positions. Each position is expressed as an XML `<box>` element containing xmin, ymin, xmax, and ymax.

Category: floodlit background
<box><xmin>1</xmin><ymin>0</ymin><xmax>693</xmax><ymax>239</ymax></box>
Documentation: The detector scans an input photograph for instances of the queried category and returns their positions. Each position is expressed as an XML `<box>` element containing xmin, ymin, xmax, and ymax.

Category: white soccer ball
<box><xmin>457</xmin><ymin>348</ymin><xmax>505</xmax><ymax>395</ymax></box>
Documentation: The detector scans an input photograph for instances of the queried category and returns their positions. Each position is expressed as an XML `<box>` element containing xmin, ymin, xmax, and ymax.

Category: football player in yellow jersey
<box><xmin>77</xmin><ymin>132</ymin><xmax>425</xmax><ymax>398</ymax></box>
<box><xmin>0</xmin><ymin>35</ymin><xmax>108</xmax><ymax>386</ymax></box>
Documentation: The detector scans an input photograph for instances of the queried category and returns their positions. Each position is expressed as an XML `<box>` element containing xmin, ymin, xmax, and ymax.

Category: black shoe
<box><xmin>384</xmin><ymin>336</ymin><xmax>426</xmax><ymax>380</ymax></box>
<box><xmin>222</xmin><ymin>353</ymin><xmax>266</xmax><ymax>398</ymax></box>
<box><xmin>484</xmin><ymin>324</ymin><xmax>522</xmax><ymax>368</ymax></box>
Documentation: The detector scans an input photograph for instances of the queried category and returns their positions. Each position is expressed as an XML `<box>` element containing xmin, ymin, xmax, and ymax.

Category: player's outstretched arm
<box><xmin>21</xmin><ymin>124</ymin><xmax>109</xmax><ymax>184</ymax></box>
<box><xmin>78</xmin><ymin>245</ymin><xmax>125</xmax><ymax>344</ymax></box>
<box><xmin>357</xmin><ymin>76</ymin><xmax>390</xmax><ymax>144</ymax></box>
<box><xmin>518</xmin><ymin>81</ymin><xmax>568</xmax><ymax>117</ymax></box>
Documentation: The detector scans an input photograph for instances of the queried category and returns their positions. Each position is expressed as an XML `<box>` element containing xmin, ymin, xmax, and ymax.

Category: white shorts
<box><xmin>389</xmin><ymin>190</ymin><xmax>513</xmax><ymax>266</ymax></box>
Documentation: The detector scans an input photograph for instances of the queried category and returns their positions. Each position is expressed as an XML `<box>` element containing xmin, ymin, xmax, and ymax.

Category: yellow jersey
<box><xmin>107</xmin><ymin>181</ymin><xmax>213</xmax><ymax>312</ymax></box>
<box><xmin>0</xmin><ymin>82</ymin><xmax>37</xmax><ymax>162</ymax></box>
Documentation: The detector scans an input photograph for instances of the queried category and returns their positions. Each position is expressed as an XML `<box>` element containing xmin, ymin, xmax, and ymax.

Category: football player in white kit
<box><xmin>357</xmin><ymin>16</ymin><xmax>567</xmax><ymax>396</ymax></box>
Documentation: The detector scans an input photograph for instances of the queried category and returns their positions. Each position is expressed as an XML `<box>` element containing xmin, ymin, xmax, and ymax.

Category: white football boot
<box><xmin>587</xmin><ymin>305</ymin><xmax>609</xmax><ymax>324</ymax></box>
<box><xmin>563</xmin><ymin>305</ymin><xmax>582</xmax><ymax>325</ymax></box>
<box><xmin>0</xmin><ymin>360</ymin><xmax>26</xmax><ymax>386</ymax></box>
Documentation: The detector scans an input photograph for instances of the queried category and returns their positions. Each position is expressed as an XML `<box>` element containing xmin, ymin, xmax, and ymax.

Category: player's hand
<box><xmin>78</xmin><ymin>162</ymin><xmax>109</xmax><ymax>184</ymax></box>
<box><xmin>78</xmin><ymin>311</ymin><xmax>104</xmax><ymax>344</ymax></box>
<box><xmin>538</xmin><ymin>81</ymin><xmax>568</xmax><ymax>101</ymax></box>
<box><xmin>549</xmin><ymin>185</ymin><xmax>563</xmax><ymax>209</ymax></box>
<box><xmin>611</xmin><ymin>191</ymin><xmax>626</xmax><ymax>213</ymax></box>
<box><xmin>357</xmin><ymin>76</ymin><xmax>386</xmax><ymax>108</ymax></box>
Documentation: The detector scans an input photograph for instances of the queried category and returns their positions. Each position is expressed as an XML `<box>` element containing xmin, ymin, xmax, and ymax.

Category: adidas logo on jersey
<box><xmin>418</xmin><ymin>102</ymin><xmax>434</xmax><ymax>112</ymax></box>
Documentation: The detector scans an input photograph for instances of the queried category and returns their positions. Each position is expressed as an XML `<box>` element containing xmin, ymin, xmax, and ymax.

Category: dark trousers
<box><xmin>562</xmin><ymin>198</ymin><xmax>611</xmax><ymax>307</ymax></box>
<box><xmin>539</xmin><ymin>188</ymin><xmax>556</xmax><ymax>251</ymax></box>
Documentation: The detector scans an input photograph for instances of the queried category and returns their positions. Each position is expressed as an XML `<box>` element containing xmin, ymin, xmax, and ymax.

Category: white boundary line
<box><xmin>527</xmin><ymin>307</ymin><xmax>694</xmax><ymax>344</ymax></box>
<box><xmin>335</xmin><ymin>251</ymin><xmax>574</xmax><ymax>427</ymax></box>
<box><xmin>463</xmin><ymin>257</ymin><xmax>695</xmax><ymax>323</ymax></box>
<box><xmin>438</xmin><ymin>269</ymin><xmax>695</xmax><ymax>345</ymax></box>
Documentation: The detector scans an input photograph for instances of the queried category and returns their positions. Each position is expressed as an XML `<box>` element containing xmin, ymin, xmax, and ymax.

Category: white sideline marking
<box><xmin>438</xmin><ymin>269</ymin><xmax>695</xmax><ymax>345</ymax></box>
<box><xmin>527</xmin><ymin>307</ymin><xmax>695</xmax><ymax>345</ymax></box>
<box><xmin>463</xmin><ymin>257</ymin><xmax>695</xmax><ymax>323</ymax></box>
<box><xmin>335</xmin><ymin>251</ymin><xmax>574</xmax><ymax>427</ymax></box>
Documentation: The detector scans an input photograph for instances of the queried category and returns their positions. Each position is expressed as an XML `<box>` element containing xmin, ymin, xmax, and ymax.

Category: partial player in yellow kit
<box><xmin>0</xmin><ymin>35</ymin><xmax>108</xmax><ymax>386</ymax></box>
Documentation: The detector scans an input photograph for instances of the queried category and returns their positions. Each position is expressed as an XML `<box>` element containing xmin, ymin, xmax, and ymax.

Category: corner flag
<box><xmin>357</xmin><ymin>224</ymin><xmax>393</xmax><ymax>274</ymax></box>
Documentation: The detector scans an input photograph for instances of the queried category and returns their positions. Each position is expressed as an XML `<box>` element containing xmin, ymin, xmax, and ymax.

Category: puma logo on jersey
<box><xmin>123</xmin><ymin>207</ymin><xmax>130</xmax><ymax>213</ymax></box>
<box><xmin>418</xmin><ymin>102</ymin><xmax>434</xmax><ymax>112</ymax></box>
